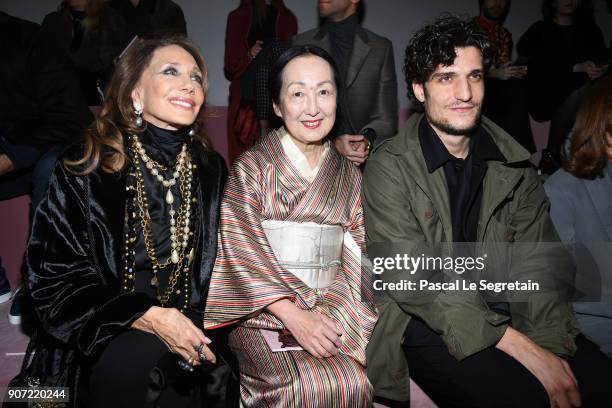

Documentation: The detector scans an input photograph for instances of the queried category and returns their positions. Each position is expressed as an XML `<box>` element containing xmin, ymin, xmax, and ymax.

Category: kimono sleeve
<box><xmin>204</xmin><ymin>155</ymin><xmax>302</xmax><ymax>329</ymax></box>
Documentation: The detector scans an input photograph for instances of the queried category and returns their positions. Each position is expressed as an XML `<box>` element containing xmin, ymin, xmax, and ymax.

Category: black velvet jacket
<box><xmin>21</xmin><ymin>142</ymin><xmax>231</xmax><ymax>406</ymax></box>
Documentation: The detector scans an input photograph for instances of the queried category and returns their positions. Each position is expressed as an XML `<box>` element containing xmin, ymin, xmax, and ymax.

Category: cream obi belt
<box><xmin>261</xmin><ymin>220</ymin><xmax>343</xmax><ymax>289</ymax></box>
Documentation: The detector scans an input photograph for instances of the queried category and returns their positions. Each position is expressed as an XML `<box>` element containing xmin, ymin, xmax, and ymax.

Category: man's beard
<box><xmin>425</xmin><ymin>105</ymin><xmax>482</xmax><ymax>136</ymax></box>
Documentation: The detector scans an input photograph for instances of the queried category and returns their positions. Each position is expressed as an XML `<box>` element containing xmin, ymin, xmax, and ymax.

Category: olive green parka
<box><xmin>363</xmin><ymin>113</ymin><xmax>580</xmax><ymax>402</ymax></box>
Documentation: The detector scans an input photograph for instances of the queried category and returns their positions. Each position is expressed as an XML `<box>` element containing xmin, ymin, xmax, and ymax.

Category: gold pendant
<box><xmin>150</xmin><ymin>275</ymin><xmax>158</xmax><ymax>286</ymax></box>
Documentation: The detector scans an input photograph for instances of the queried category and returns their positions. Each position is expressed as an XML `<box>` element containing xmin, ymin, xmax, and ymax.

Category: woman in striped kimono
<box><xmin>204</xmin><ymin>45</ymin><xmax>377</xmax><ymax>407</ymax></box>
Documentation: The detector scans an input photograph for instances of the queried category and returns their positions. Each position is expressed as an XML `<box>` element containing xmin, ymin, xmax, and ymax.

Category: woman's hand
<box><xmin>285</xmin><ymin>309</ymin><xmax>343</xmax><ymax>358</ymax></box>
<box><xmin>132</xmin><ymin>306</ymin><xmax>216</xmax><ymax>365</ymax></box>
<box><xmin>267</xmin><ymin>299</ymin><xmax>343</xmax><ymax>358</ymax></box>
<box><xmin>488</xmin><ymin>62</ymin><xmax>527</xmax><ymax>80</ymax></box>
<box><xmin>249</xmin><ymin>40</ymin><xmax>263</xmax><ymax>60</ymax></box>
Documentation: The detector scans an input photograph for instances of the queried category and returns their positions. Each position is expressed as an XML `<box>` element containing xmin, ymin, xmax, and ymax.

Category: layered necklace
<box><xmin>122</xmin><ymin>133</ymin><xmax>196</xmax><ymax>311</ymax></box>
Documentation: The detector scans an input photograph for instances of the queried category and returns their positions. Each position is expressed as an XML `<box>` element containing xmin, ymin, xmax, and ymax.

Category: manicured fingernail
<box><xmin>204</xmin><ymin>336</ymin><xmax>212</xmax><ymax>344</ymax></box>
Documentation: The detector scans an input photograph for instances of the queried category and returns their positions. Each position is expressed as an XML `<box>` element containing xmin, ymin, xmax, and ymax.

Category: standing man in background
<box><xmin>292</xmin><ymin>0</ymin><xmax>398</xmax><ymax>165</ymax></box>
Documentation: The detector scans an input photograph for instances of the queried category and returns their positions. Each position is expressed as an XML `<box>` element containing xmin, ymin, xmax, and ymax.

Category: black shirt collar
<box><xmin>418</xmin><ymin>117</ymin><xmax>505</xmax><ymax>173</ymax></box>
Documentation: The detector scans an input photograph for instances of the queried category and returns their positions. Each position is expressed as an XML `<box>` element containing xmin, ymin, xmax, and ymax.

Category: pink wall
<box><xmin>0</xmin><ymin>196</ymin><xmax>30</xmax><ymax>288</ymax></box>
<box><xmin>205</xmin><ymin>106</ymin><xmax>229</xmax><ymax>165</ymax></box>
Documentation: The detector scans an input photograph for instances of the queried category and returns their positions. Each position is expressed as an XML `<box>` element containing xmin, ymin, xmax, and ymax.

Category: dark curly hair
<box><xmin>403</xmin><ymin>14</ymin><xmax>494</xmax><ymax>105</ymax></box>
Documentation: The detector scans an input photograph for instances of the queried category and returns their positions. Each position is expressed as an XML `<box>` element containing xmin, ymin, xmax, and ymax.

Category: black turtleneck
<box><xmin>139</xmin><ymin>122</ymin><xmax>189</xmax><ymax>164</ymax></box>
<box><xmin>130</xmin><ymin>123</ymin><xmax>199</xmax><ymax>306</ymax></box>
<box><xmin>324</xmin><ymin>13</ymin><xmax>359</xmax><ymax>84</ymax></box>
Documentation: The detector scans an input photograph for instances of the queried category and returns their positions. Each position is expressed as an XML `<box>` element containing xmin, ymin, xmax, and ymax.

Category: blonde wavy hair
<box><xmin>66</xmin><ymin>37</ymin><xmax>211</xmax><ymax>174</ymax></box>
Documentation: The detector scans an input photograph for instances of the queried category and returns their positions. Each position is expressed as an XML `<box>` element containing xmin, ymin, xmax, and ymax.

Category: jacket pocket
<box><xmin>411</xmin><ymin>197</ymin><xmax>443</xmax><ymax>241</ymax></box>
<box><xmin>485</xmin><ymin>215</ymin><xmax>517</xmax><ymax>243</ymax></box>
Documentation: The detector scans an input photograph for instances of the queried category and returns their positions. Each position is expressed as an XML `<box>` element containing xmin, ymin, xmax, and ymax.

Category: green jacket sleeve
<box><xmin>505</xmin><ymin>169</ymin><xmax>579</xmax><ymax>357</ymax></box>
<box><xmin>363</xmin><ymin>152</ymin><xmax>509</xmax><ymax>360</ymax></box>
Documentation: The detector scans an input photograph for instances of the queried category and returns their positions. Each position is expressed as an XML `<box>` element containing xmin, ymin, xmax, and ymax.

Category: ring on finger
<box><xmin>178</xmin><ymin>359</ymin><xmax>194</xmax><ymax>372</ymax></box>
<box><xmin>195</xmin><ymin>343</ymin><xmax>208</xmax><ymax>362</ymax></box>
<box><xmin>198</xmin><ymin>349</ymin><xmax>207</xmax><ymax>362</ymax></box>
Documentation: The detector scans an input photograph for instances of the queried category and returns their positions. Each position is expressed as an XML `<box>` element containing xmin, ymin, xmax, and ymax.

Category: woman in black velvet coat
<box><xmin>15</xmin><ymin>37</ymin><xmax>237</xmax><ymax>407</ymax></box>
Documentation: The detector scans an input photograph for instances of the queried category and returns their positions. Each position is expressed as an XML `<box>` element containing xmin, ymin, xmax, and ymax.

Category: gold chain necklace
<box><xmin>132</xmin><ymin>136</ymin><xmax>192</xmax><ymax>266</ymax></box>
<box><xmin>123</xmin><ymin>135</ymin><xmax>196</xmax><ymax>308</ymax></box>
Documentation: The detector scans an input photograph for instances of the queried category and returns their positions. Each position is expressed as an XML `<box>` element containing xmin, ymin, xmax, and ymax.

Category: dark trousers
<box><xmin>88</xmin><ymin>330</ymin><xmax>238</xmax><ymax>408</ymax></box>
<box><xmin>0</xmin><ymin>145</ymin><xmax>62</xmax><ymax>209</ymax></box>
<box><xmin>402</xmin><ymin>318</ymin><xmax>612</xmax><ymax>408</ymax></box>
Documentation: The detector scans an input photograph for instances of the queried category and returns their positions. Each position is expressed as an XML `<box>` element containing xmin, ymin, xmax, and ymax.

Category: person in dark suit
<box><xmin>108</xmin><ymin>0</ymin><xmax>188</xmax><ymax>39</ymax></box>
<box><xmin>292</xmin><ymin>0</ymin><xmax>398</xmax><ymax>165</ymax></box>
<box><xmin>0</xmin><ymin>11</ymin><xmax>92</xmax><ymax>204</ymax></box>
<box><xmin>545</xmin><ymin>74</ymin><xmax>612</xmax><ymax>358</ymax></box>
<box><xmin>0</xmin><ymin>11</ymin><xmax>93</xmax><ymax>313</ymax></box>
<box><xmin>41</xmin><ymin>0</ymin><xmax>130</xmax><ymax>105</ymax></box>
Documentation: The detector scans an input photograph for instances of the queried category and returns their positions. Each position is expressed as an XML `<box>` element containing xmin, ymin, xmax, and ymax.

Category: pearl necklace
<box><xmin>133</xmin><ymin>138</ymin><xmax>187</xmax><ymax>208</ymax></box>
<box><xmin>132</xmin><ymin>136</ymin><xmax>192</xmax><ymax>265</ymax></box>
<box><xmin>124</xmin><ymin>134</ymin><xmax>195</xmax><ymax>308</ymax></box>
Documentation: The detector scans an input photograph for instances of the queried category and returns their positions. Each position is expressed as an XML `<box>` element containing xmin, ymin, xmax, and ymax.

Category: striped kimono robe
<box><xmin>204</xmin><ymin>128</ymin><xmax>378</xmax><ymax>407</ymax></box>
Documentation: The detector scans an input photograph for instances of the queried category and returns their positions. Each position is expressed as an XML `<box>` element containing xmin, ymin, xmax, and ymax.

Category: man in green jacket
<box><xmin>363</xmin><ymin>15</ymin><xmax>612</xmax><ymax>408</ymax></box>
